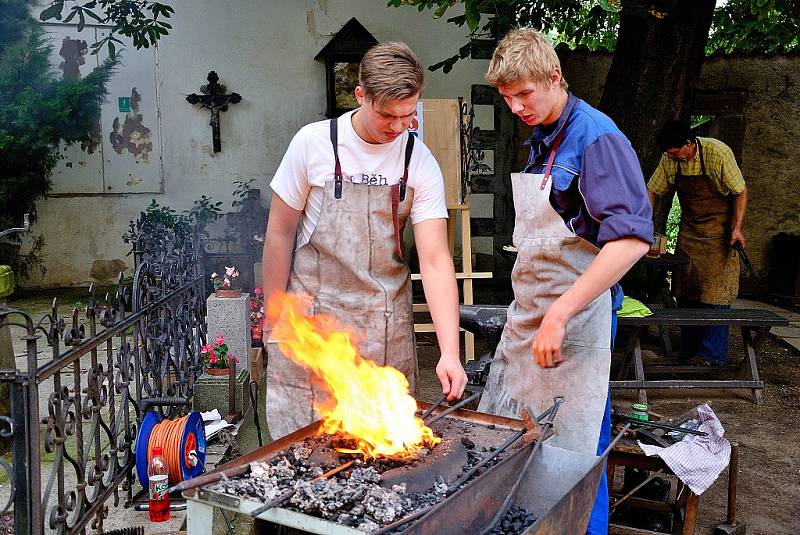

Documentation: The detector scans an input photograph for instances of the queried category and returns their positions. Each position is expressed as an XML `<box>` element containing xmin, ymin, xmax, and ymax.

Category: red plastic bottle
<box><xmin>148</xmin><ymin>446</ymin><xmax>170</xmax><ymax>522</ymax></box>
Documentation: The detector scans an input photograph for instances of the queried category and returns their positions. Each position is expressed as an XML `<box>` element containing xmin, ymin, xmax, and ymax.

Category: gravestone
<box><xmin>195</xmin><ymin>293</ymin><xmax>252</xmax><ymax>418</ymax></box>
<box><xmin>206</xmin><ymin>292</ymin><xmax>252</xmax><ymax>371</ymax></box>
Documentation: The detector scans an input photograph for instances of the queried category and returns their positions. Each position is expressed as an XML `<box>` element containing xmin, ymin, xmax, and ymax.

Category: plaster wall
<box><xmin>24</xmin><ymin>0</ymin><xmax>488</xmax><ymax>288</ymax></box>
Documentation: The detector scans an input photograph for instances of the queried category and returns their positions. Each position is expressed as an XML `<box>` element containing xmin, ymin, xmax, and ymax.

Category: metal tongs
<box><xmin>733</xmin><ymin>242</ymin><xmax>753</xmax><ymax>276</ymax></box>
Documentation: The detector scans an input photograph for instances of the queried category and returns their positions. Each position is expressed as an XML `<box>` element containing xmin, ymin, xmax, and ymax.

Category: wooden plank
<box><xmin>422</xmin><ymin>99</ymin><xmax>462</xmax><ymax>206</ymax></box>
<box><xmin>611</xmin><ymin>380</ymin><xmax>764</xmax><ymax>389</ymax></box>
<box><xmin>461</xmin><ymin>206</ymin><xmax>476</xmax><ymax>361</ymax></box>
<box><xmin>618</xmin><ymin>308</ymin><xmax>788</xmax><ymax>327</ymax></box>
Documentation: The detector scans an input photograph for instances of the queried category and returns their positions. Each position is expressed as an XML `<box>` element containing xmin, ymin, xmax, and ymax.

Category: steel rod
<box><xmin>615</xmin><ymin>414</ymin><xmax>708</xmax><ymax>436</ymax></box>
<box><xmin>447</xmin><ymin>429</ymin><xmax>525</xmax><ymax>492</ymax></box>
<box><xmin>420</xmin><ymin>393</ymin><xmax>447</xmax><ymax>421</ymax></box>
<box><xmin>168</xmin><ymin>464</ymin><xmax>251</xmax><ymax>495</ymax></box>
<box><xmin>424</xmin><ymin>391</ymin><xmax>482</xmax><ymax>425</ymax></box>
<box><xmin>352</xmin><ymin>397</ymin><xmax>566</xmax><ymax>535</ymax></box>
<box><xmin>478</xmin><ymin>396</ymin><xmax>564</xmax><ymax>535</ymax></box>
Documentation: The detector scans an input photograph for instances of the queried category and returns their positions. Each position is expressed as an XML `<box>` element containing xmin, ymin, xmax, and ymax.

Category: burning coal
<box><xmin>268</xmin><ymin>293</ymin><xmax>439</xmax><ymax>459</ymax></box>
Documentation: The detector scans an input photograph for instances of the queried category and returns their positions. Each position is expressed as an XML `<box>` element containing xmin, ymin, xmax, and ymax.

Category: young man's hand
<box><xmin>436</xmin><ymin>355</ymin><xmax>467</xmax><ymax>401</ymax></box>
<box><xmin>531</xmin><ymin>311</ymin><xmax>566</xmax><ymax>368</ymax></box>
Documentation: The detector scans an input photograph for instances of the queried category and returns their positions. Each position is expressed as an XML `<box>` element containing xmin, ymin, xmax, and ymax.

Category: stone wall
<box><xmin>555</xmin><ymin>48</ymin><xmax>800</xmax><ymax>289</ymax></box>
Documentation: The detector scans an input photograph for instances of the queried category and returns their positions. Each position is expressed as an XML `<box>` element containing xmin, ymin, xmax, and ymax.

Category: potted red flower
<box><xmin>250</xmin><ymin>286</ymin><xmax>265</xmax><ymax>346</ymax></box>
<box><xmin>201</xmin><ymin>335</ymin><xmax>239</xmax><ymax>376</ymax></box>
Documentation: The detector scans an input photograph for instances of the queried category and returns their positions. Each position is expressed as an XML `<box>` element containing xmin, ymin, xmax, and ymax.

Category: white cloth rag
<box><xmin>638</xmin><ymin>403</ymin><xmax>730</xmax><ymax>495</ymax></box>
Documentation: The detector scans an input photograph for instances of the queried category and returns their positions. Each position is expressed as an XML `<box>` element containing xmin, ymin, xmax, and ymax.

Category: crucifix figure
<box><xmin>186</xmin><ymin>71</ymin><xmax>242</xmax><ymax>153</ymax></box>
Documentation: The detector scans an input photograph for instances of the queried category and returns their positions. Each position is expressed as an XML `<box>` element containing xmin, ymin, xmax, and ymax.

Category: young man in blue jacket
<box><xmin>477</xmin><ymin>28</ymin><xmax>652</xmax><ymax>534</ymax></box>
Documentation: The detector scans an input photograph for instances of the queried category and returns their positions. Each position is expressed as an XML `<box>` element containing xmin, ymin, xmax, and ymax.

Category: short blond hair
<box><xmin>359</xmin><ymin>42</ymin><xmax>426</xmax><ymax>105</ymax></box>
<box><xmin>485</xmin><ymin>28</ymin><xmax>568</xmax><ymax>90</ymax></box>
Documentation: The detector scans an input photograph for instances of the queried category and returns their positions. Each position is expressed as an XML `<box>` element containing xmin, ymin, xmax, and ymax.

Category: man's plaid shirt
<box><xmin>647</xmin><ymin>137</ymin><xmax>746</xmax><ymax>196</ymax></box>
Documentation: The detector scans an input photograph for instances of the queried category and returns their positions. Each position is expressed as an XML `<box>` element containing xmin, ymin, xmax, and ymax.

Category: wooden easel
<box><xmin>411</xmin><ymin>99</ymin><xmax>492</xmax><ymax>361</ymax></box>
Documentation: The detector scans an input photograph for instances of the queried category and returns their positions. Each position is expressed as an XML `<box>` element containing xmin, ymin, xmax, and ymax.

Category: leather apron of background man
<box><xmin>477</xmin><ymin>136</ymin><xmax>611</xmax><ymax>456</ymax></box>
<box><xmin>672</xmin><ymin>140</ymin><xmax>739</xmax><ymax>305</ymax></box>
<box><xmin>266</xmin><ymin>118</ymin><xmax>417</xmax><ymax>439</ymax></box>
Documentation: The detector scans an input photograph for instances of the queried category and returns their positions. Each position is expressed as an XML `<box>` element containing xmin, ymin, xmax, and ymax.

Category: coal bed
<box><xmin>205</xmin><ymin>417</ymin><xmax>532</xmax><ymax>533</ymax></box>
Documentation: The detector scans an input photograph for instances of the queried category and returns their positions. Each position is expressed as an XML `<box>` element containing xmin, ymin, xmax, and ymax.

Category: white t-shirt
<box><xmin>270</xmin><ymin>109</ymin><xmax>448</xmax><ymax>249</ymax></box>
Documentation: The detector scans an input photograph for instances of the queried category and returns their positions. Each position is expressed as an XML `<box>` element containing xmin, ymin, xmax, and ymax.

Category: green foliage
<box><xmin>38</xmin><ymin>0</ymin><xmax>174</xmax><ymax>59</ymax></box>
<box><xmin>0</xmin><ymin>0</ymin><xmax>114</xmax><ymax>279</ymax></box>
<box><xmin>232</xmin><ymin>178</ymin><xmax>256</xmax><ymax>210</ymax></box>
<box><xmin>387</xmin><ymin>0</ymin><xmax>620</xmax><ymax>72</ymax></box>
<box><xmin>143</xmin><ymin>196</ymin><xmax>223</xmax><ymax>235</ymax></box>
<box><xmin>391</xmin><ymin>0</ymin><xmax>799</xmax><ymax>73</ymax></box>
<box><xmin>708</xmin><ymin>0</ymin><xmax>800</xmax><ymax>54</ymax></box>
<box><xmin>665</xmin><ymin>195</ymin><xmax>681</xmax><ymax>253</ymax></box>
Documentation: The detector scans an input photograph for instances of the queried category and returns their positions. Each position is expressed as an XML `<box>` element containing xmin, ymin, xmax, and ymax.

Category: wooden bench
<box><xmin>613</xmin><ymin>308</ymin><xmax>789</xmax><ymax>405</ymax></box>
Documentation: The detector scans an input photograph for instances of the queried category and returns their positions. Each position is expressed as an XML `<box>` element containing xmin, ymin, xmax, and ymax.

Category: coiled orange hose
<box><xmin>147</xmin><ymin>415</ymin><xmax>195</xmax><ymax>484</ymax></box>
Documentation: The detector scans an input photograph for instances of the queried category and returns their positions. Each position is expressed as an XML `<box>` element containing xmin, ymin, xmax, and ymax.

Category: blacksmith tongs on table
<box><xmin>733</xmin><ymin>242</ymin><xmax>753</xmax><ymax>276</ymax></box>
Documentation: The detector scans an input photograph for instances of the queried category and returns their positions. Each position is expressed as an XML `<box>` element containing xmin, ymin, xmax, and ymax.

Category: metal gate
<box><xmin>0</xmin><ymin>214</ymin><xmax>207</xmax><ymax>533</ymax></box>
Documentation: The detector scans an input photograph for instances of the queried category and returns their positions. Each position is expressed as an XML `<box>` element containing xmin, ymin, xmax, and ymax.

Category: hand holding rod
<box><xmin>478</xmin><ymin>396</ymin><xmax>565</xmax><ymax>535</ymax></box>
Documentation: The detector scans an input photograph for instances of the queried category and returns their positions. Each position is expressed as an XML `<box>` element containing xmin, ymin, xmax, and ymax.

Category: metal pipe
<box><xmin>424</xmin><ymin>391</ymin><xmax>482</xmax><ymax>425</ymax></box>
<box><xmin>168</xmin><ymin>464</ymin><xmax>251</xmax><ymax>495</ymax></box>
<box><xmin>615</xmin><ymin>414</ymin><xmax>708</xmax><ymax>436</ymax></box>
<box><xmin>478</xmin><ymin>396</ymin><xmax>564</xmax><ymax>535</ymax></box>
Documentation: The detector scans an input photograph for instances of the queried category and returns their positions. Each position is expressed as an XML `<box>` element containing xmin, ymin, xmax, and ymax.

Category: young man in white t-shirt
<box><xmin>261</xmin><ymin>42</ymin><xmax>466</xmax><ymax>439</ymax></box>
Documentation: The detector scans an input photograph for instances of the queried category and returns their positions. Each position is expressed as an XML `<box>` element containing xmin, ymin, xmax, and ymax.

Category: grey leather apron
<box><xmin>265</xmin><ymin>118</ymin><xmax>418</xmax><ymax>439</ymax></box>
<box><xmin>478</xmin><ymin>134</ymin><xmax>611</xmax><ymax>455</ymax></box>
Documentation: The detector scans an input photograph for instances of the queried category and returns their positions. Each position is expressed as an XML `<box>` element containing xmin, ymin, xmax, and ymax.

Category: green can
<box><xmin>628</xmin><ymin>403</ymin><xmax>649</xmax><ymax>421</ymax></box>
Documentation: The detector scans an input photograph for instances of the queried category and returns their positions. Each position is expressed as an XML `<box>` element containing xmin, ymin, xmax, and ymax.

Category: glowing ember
<box><xmin>268</xmin><ymin>293</ymin><xmax>440</xmax><ymax>459</ymax></box>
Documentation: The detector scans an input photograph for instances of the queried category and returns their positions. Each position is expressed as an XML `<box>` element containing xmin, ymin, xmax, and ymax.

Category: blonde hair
<box><xmin>486</xmin><ymin>28</ymin><xmax>568</xmax><ymax>90</ymax></box>
<box><xmin>359</xmin><ymin>42</ymin><xmax>426</xmax><ymax>105</ymax></box>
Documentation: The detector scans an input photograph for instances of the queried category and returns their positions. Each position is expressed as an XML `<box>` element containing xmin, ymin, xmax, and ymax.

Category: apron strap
<box><xmin>697</xmin><ymin>139</ymin><xmax>706</xmax><ymax>176</ymax></box>
<box><xmin>540</xmin><ymin>129</ymin><xmax>565</xmax><ymax>190</ymax></box>
<box><xmin>400</xmin><ymin>133</ymin><xmax>415</xmax><ymax>201</ymax></box>
<box><xmin>330</xmin><ymin>117</ymin><xmax>343</xmax><ymax>199</ymax></box>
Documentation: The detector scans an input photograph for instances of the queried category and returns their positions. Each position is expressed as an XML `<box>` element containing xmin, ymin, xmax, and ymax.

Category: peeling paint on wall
<box><xmin>306</xmin><ymin>9</ymin><xmax>316</xmax><ymax>34</ymax></box>
<box><xmin>59</xmin><ymin>36</ymin><xmax>102</xmax><ymax>154</ymax></box>
<box><xmin>90</xmin><ymin>259</ymin><xmax>128</xmax><ymax>283</ymax></box>
<box><xmin>59</xmin><ymin>37</ymin><xmax>86</xmax><ymax>81</ymax></box>
<box><xmin>109</xmin><ymin>87</ymin><xmax>153</xmax><ymax>161</ymax></box>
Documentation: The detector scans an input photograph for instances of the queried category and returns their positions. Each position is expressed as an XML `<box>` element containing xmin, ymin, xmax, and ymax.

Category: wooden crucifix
<box><xmin>186</xmin><ymin>71</ymin><xmax>242</xmax><ymax>153</ymax></box>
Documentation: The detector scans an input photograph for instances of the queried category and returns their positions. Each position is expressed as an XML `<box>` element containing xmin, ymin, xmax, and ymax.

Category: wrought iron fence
<box><xmin>0</xmin><ymin>214</ymin><xmax>207</xmax><ymax>534</ymax></box>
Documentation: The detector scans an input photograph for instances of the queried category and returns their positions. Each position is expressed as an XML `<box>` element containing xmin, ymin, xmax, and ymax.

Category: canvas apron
<box><xmin>478</xmin><ymin>135</ymin><xmax>611</xmax><ymax>455</ymax></box>
<box><xmin>672</xmin><ymin>140</ymin><xmax>739</xmax><ymax>305</ymax></box>
<box><xmin>265</xmin><ymin>118</ymin><xmax>418</xmax><ymax>439</ymax></box>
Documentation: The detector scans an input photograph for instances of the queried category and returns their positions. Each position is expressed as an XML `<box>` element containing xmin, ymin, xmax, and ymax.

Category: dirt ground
<box><xmin>415</xmin><ymin>318</ymin><xmax>800</xmax><ymax>535</ymax></box>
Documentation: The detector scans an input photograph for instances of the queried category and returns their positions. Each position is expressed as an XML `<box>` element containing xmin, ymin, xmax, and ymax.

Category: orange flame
<box><xmin>268</xmin><ymin>293</ymin><xmax>439</xmax><ymax>459</ymax></box>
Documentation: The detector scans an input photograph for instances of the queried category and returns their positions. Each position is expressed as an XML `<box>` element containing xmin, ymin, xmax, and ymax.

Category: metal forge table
<box><xmin>183</xmin><ymin>402</ymin><xmax>613</xmax><ymax>535</ymax></box>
